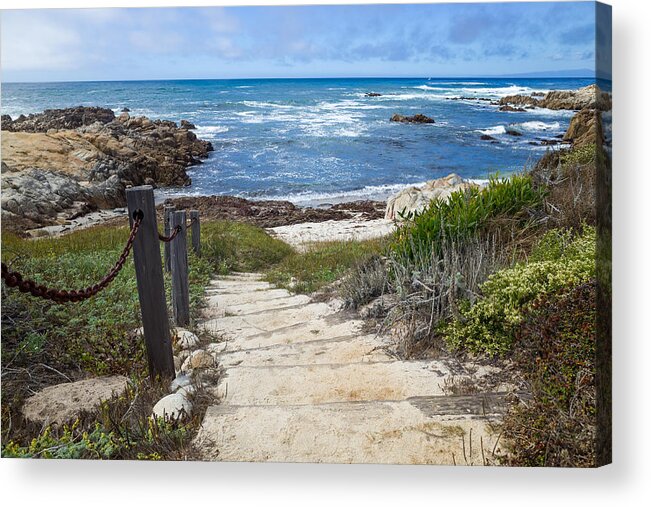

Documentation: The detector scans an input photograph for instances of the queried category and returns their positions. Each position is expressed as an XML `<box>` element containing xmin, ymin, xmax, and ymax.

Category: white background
<box><xmin>1</xmin><ymin>0</ymin><xmax>649</xmax><ymax>504</ymax></box>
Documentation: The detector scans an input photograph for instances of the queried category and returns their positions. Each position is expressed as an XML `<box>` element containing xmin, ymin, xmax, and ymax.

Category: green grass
<box><xmin>265</xmin><ymin>238</ymin><xmax>386</xmax><ymax>294</ymax></box>
<box><xmin>200</xmin><ymin>220</ymin><xmax>294</xmax><ymax>274</ymax></box>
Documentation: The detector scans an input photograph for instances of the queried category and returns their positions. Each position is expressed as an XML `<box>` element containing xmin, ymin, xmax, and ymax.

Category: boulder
<box><xmin>22</xmin><ymin>376</ymin><xmax>129</xmax><ymax>425</ymax></box>
<box><xmin>152</xmin><ymin>392</ymin><xmax>192</xmax><ymax>420</ymax></box>
<box><xmin>384</xmin><ymin>173</ymin><xmax>476</xmax><ymax>221</ymax></box>
<box><xmin>181</xmin><ymin>349</ymin><xmax>215</xmax><ymax>371</ymax></box>
<box><xmin>180</xmin><ymin>119</ymin><xmax>196</xmax><ymax>129</ymax></box>
<box><xmin>173</xmin><ymin>328</ymin><xmax>200</xmax><ymax>350</ymax></box>
<box><xmin>390</xmin><ymin>113</ymin><xmax>435</xmax><ymax>124</ymax></box>
<box><xmin>480</xmin><ymin>134</ymin><xmax>498</xmax><ymax>141</ymax></box>
<box><xmin>505</xmin><ymin>127</ymin><xmax>523</xmax><ymax>137</ymax></box>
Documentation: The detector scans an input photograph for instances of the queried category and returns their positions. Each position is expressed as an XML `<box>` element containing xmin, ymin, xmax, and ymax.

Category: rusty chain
<box><xmin>1</xmin><ymin>214</ymin><xmax>142</xmax><ymax>304</ymax></box>
<box><xmin>158</xmin><ymin>225</ymin><xmax>182</xmax><ymax>243</ymax></box>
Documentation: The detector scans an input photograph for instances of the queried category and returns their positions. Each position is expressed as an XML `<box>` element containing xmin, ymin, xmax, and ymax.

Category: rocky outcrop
<box><xmin>563</xmin><ymin>108</ymin><xmax>604</xmax><ymax>148</ymax></box>
<box><xmin>390</xmin><ymin>113</ymin><xmax>435</xmax><ymax>124</ymax></box>
<box><xmin>2</xmin><ymin>106</ymin><xmax>116</xmax><ymax>132</ymax></box>
<box><xmin>1</xmin><ymin>107</ymin><xmax>213</xmax><ymax>232</ymax></box>
<box><xmin>384</xmin><ymin>173</ymin><xmax>476</xmax><ymax>221</ymax></box>
<box><xmin>498</xmin><ymin>84</ymin><xmax>612</xmax><ymax>112</ymax></box>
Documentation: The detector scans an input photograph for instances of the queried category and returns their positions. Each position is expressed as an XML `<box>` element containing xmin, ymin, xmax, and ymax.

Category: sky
<box><xmin>0</xmin><ymin>2</ymin><xmax>603</xmax><ymax>82</ymax></box>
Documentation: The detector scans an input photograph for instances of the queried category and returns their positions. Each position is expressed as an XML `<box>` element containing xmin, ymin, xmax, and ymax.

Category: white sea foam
<box><xmin>517</xmin><ymin>121</ymin><xmax>562</xmax><ymax>132</ymax></box>
<box><xmin>478</xmin><ymin>125</ymin><xmax>507</xmax><ymax>135</ymax></box>
<box><xmin>194</xmin><ymin>125</ymin><xmax>229</xmax><ymax>137</ymax></box>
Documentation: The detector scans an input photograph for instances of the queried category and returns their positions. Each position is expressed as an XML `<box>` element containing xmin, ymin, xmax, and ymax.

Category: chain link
<box><xmin>158</xmin><ymin>225</ymin><xmax>182</xmax><ymax>243</ymax></box>
<box><xmin>1</xmin><ymin>215</ymin><xmax>142</xmax><ymax>304</ymax></box>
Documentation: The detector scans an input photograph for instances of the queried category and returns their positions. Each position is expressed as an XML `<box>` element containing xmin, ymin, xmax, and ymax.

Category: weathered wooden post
<box><xmin>170</xmin><ymin>210</ymin><xmax>190</xmax><ymax>327</ymax></box>
<box><xmin>163</xmin><ymin>205</ymin><xmax>175</xmax><ymax>272</ymax></box>
<box><xmin>190</xmin><ymin>209</ymin><xmax>201</xmax><ymax>257</ymax></box>
<box><xmin>126</xmin><ymin>186</ymin><xmax>175</xmax><ymax>380</ymax></box>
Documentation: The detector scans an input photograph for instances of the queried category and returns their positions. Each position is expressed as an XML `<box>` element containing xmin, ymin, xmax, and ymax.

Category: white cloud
<box><xmin>1</xmin><ymin>15</ymin><xmax>82</xmax><ymax>71</ymax></box>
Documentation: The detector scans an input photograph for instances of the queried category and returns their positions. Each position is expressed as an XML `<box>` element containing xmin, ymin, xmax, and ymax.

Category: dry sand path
<box><xmin>193</xmin><ymin>273</ymin><xmax>511</xmax><ymax>465</ymax></box>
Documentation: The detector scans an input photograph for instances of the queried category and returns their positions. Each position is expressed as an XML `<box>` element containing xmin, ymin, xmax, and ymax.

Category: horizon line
<box><xmin>2</xmin><ymin>74</ymin><xmax>598</xmax><ymax>85</ymax></box>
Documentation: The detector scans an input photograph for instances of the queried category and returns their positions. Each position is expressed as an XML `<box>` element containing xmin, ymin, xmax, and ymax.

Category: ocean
<box><xmin>1</xmin><ymin>77</ymin><xmax>593</xmax><ymax>205</ymax></box>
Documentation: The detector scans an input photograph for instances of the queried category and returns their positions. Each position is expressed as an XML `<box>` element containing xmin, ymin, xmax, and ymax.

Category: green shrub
<box><xmin>444</xmin><ymin>226</ymin><xmax>595</xmax><ymax>356</ymax></box>
<box><xmin>502</xmin><ymin>281</ymin><xmax>597</xmax><ymax>467</ymax></box>
<box><xmin>393</xmin><ymin>174</ymin><xmax>545</xmax><ymax>260</ymax></box>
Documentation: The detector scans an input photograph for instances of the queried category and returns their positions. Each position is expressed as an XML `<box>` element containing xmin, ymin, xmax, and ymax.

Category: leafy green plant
<box><xmin>443</xmin><ymin>226</ymin><xmax>595</xmax><ymax>356</ymax></box>
<box><xmin>393</xmin><ymin>174</ymin><xmax>545</xmax><ymax>260</ymax></box>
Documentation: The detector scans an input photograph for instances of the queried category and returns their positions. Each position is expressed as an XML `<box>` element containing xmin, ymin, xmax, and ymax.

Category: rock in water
<box><xmin>365</xmin><ymin>92</ymin><xmax>382</xmax><ymax>97</ymax></box>
<box><xmin>390</xmin><ymin>113</ymin><xmax>435</xmax><ymax>124</ymax></box>
<box><xmin>22</xmin><ymin>376</ymin><xmax>129</xmax><ymax>425</ymax></box>
<box><xmin>384</xmin><ymin>173</ymin><xmax>476</xmax><ymax>221</ymax></box>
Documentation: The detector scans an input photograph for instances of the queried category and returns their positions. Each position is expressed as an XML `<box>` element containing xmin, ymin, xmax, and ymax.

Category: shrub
<box><xmin>502</xmin><ymin>281</ymin><xmax>597</xmax><ymax>467</ymax></box>
<box><xmin>443</xmin><ymin>226</ymin><xmax>595</xmax><ymax>356</ymax></box>
<box><xmin>340</xmin><ymin>254</ymin><xmax>388</xmax><ymax>309</ymax></box>
<box><xmin>393</xmin><ymin>174</ymin><xmax>545</xmax><ymax>260</ymax></box>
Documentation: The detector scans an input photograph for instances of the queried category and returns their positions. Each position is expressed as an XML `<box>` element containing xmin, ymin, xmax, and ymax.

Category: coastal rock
<box><xmin>365</xmin><ymin>92</ymin><xmax>382</xmax><ymax>97</ymax></box>
<box><xmin>384</xmin><ymin>173</ymin><xmax>476</xmax><ymax>221</ymax></box>
<box><xmin>480</xmin><ymin>134</ymin><xmax>498</xmax><ymax>141</ymax></box>
<box><xmin>22</xmin><ymin>376</ymin><xmax>129</xmax><ymax>425</ymax></box>
<box><xmin>498</xmin><ymin>105</ymin><xmax>526</xmax><ymax>112</ymax></box>
<box><xmin>180</xmin><ymin>119</ymin><xmax>196</xmax><ymax>129</ymax></box>
<box><xmin>390</xmin><ymin>113</ymin><xmax>435</xmax><ymax>124</ymax></box>
<box><xmin>563</xmin><ymin>107</ymin><xmax>604</xmax><ymax>147</ymax></box>
<box><xmin>1</xmin><ymin>107</ymin><xmax>213</xmax><ymax>232</ymax></box>
<box><xmin>505</xmin><ymin>127</ymin><xmax>523</xmax><ymax>136</ymax></box>
<box><xmin>498</xmin><ymin>95</ymin><xmax>539</xmax><ymax>108</ymax></box>
<box><xmin>1</xmin><ymin>106</ymin><xmax>116</xmax><ymax>132</ymax></box>
<box><xmin>498</xmin><ymin>84</ymin><xmax>612</xmax><ymax>112</ymax></box>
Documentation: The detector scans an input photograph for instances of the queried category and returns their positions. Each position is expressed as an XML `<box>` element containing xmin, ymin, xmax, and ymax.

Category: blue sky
<box><xmin>1</xmin><ymin>2</ymin><xmax>600</xmax><ymax>82</ymax></box>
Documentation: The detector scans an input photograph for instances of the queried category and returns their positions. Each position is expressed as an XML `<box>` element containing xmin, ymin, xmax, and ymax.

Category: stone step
<box><xmin>213</xmin><ymin>360</ymin><xmax>459</xmax><ymax>406</ymax></box>
<box><xmin>199</xmin><ymin>302</ymin><xmax>336</xmax><ymax>340</ymax></box>
<box><xmin>206</xmin><ymin>280</ymin><xmax>273</xmax><ymax>293</ymax></box>
<box><xmin>218</xmin><ymin>334</ymin><xmax>390</xmax><ymax>368</ymax></box>
<box><xmin>203</xmin><ymin>295</ymin><xmax>312</xmax><ymax>319</ymax></box>
<box><xmin>205</xmin><ymin>318</ymin><xmax>366</xmax><ymax>350</ymax></box>
<box><xmin>204</xmin><ymin>288</ymin><xmax>295</xmax><ymax>308</ymax></box>
<box><xmin>195</xmin><ymin>397</ymin><xmax>504</xmax><ymax>464</ymax></box>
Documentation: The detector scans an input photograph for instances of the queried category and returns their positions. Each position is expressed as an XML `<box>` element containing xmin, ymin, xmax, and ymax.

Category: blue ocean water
<box><xmin>2</xmin><ymin>77</ymin><xmax>593</xmax><ymax>204</ymax></box>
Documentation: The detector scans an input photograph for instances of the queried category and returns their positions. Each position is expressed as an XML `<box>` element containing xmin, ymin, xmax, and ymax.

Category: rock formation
<box><xmin>499</xmin><ymin>84</ymin><xmax>612</xmax><ymax>111</ymax></box>
<box><xmin>384</xmin><ymin>173</ymin><xmax>476</xmax><ymax>221</ymax></box>
<box><xmin>1</xmin><ymin>107</ymin><xmax>213</xmax><ymax>232</ymax></box>
<box><xmin>390</xmin><ymin>113</ymin><xmax>435</xmax><ymax>124</ymax></box>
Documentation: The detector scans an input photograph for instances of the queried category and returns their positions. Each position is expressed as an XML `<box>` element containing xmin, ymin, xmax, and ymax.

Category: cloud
<box><xmin>1</xmin><ymin>15</ymin><xmax>82</xmax><ymax>71</ymax></box>
<box><xmin>448</xmin><ymin>13</ymin><xmax>493</xmax><ymax>44</ymax></box>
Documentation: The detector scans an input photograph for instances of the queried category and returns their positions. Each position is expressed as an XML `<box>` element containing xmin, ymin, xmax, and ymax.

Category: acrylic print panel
<box><xmin>0</xmin><ymin>1</ymin><xmax>611</xmax><ymax>467</ymax></box>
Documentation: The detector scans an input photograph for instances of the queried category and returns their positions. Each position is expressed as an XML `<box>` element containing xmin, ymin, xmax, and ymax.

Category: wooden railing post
<box><xmin>126</xmin><ymin>186</ymin><xmax>175</xmax><ymax>380</ymax></box>
<box><xmin>170</xmin><ymin>210</ymin><xmax>190</xmax><ymax>327</ymax></box>
<box><xmin>163</xmin><ymin>205</ymin><xmax>175</xmax><ymax>272</ymax></box>
<box><xmin>190</xmin><ymin>210</ymin><xmax>201</xmax><ymax>257</ymax></box>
